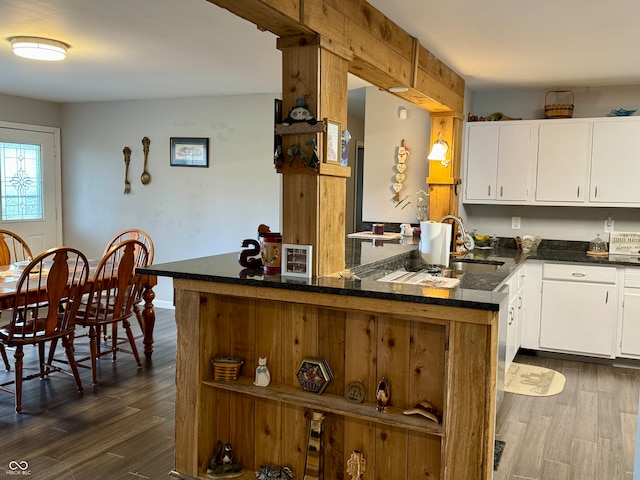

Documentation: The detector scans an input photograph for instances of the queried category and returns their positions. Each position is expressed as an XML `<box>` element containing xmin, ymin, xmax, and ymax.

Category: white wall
<box><xmin>61</xmin><ymin>94</ymin><xmax>281</xmax><ymax>307</ymax></box>
<box><xmin>470</xmin><ymin>85</ymin><xmax>640</xmax><ymax>121</ymax></box>
<box><xmin>345</xmin><ymin>111</ymin><xmax>364</xmax><ymax>232</ymax></box>
<box><xmin>461</xmin><ymin>84</ymin><xmax>640</xmax><ymax>242</ymax></box>
<box><xmin>0</xmin><ymin>93</ymin><xmax>62</xmax><ymax>127</ymax></box>
<box><xmin>361</xmin><ymin>87</ymin><xmax>430</xmax><ymax>224</ymax></box>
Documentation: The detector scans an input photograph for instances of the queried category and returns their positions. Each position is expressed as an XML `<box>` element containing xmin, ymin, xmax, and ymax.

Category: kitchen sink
<box><xmin>449</xmin><ymin>261</ymin><xmax>503</xmax><ymax>274</ymax></box>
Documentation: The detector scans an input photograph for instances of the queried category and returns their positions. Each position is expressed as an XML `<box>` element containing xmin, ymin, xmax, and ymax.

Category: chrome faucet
<box><xmin>439</xmin><ymin>215</ymin><xmax>467</xmax><ymax>246</ymax></box>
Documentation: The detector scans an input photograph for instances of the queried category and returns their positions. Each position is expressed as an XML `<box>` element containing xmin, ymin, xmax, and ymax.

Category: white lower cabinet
<box><xmin>619</xmin><ymin>268</ymin><xmax>640</xmax><ymax>357</ymax></box>
<box><xmin>539</xmin><ymin>263</ymin><xmax>618</xmax><ymax>358</ymax></box>
<box><xmin>520</xmin><ymin>261</ymin><xmax>542</xmax><ymax>350</ymax></box>
<box><xmin>497</xmin><ymin>264</ymin><xmax>527</xmax><ymax>374</ymax></box>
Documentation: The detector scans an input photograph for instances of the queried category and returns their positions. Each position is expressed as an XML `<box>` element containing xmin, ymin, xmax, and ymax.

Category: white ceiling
<box><xmin>2</xmin><ymin>0</ymin><xmax>640</xmax><ymax>104</ymax></box>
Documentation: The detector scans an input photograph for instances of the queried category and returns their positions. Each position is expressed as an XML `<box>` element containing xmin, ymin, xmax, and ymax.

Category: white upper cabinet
<box><xmin>463</xmin><ymin>117</ymin><xmax>640</xmax><ymax>207</ymax></box>
<box><xmin>464</xmin><ymin>122</ymin><xmax>534</xmax><ymax>203</ymax></box>
<box><xmin>535</xmin><ymin>122</ymin><xmax>591</xmax><ymax>203</ymax></box>
<box><xmin>590</xmin><ymin>120</ymin><xmax>640</xmax><ymax>204</ymax></box>
<box><xmin>464</xmin><ymin>124</ymin><xmax>499</xmax><ymax>201</ymax></box>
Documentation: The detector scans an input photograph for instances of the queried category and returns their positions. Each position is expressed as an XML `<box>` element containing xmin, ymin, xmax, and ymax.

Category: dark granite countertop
<box><xmin>139</xmin><ymin>237</ymin><xmax>640</xmax><ymax>314</ymax></box>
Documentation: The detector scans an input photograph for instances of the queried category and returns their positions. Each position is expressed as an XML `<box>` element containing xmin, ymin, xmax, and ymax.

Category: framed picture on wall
<box><xmin>170</xmin><ymin>137</ymin><xmax>209</xmax><ymax>167</ymax></box>
<box><xmin>282</xmin><ymin>244</ymin><xmax>313</xmax><ymax>278</ymax></box>
<box><xmin>323</xmin><ymin>118</ymin><xmax>341</xmax><ymax>164</ymax></box>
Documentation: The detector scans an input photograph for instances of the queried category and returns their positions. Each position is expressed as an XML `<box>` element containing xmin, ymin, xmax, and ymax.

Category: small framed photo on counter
<box><xmin>170</xmin><ymin>137</ymin><xmax>209</xmax><ymax>167</ymax></box>
<box><xmin>323</xmin><ymin>118</ymin><xmax>341</xmax><ymax>164</ymax></box>
<box><xmin>282</xmin><ymin>244</ymin><xmax>313</xmax><ymax>278</ymax></box>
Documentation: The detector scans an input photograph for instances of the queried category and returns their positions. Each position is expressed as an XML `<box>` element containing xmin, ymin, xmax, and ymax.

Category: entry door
<box><xmin>0</xmin><ymin>123</ymin><xmax>62</xmax><ymax>256</ymax></box>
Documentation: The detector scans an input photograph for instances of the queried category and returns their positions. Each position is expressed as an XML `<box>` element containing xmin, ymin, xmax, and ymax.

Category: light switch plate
<box><xmin>512</xmin><ymin>217</ymin><xmax>521</xmax><ymax>229</ymax></box>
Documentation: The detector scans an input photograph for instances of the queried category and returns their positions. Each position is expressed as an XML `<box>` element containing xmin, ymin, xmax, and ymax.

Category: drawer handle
<box><xmin>488</xmin><ymin>185</ymin><xmax>491</xmax><ymax>196</ymax></box>
<box><xmin>500</xmin><ymin>185</ymin><xmax>504</xmax><ymax>197</ymax></box>
<box><xmin>571</xmin><ymin>272</ymin><xmax>586</xmax><ymax>277</ymax></box>
<box><xmin>577</xmin><ymin>186</ymin><xmax>580</xmax><ymax>198</ymax></box>
<box><xmin>595</xmin><ymin>186</ymin><xmax>598</xmax><ymax>198</ymax></box>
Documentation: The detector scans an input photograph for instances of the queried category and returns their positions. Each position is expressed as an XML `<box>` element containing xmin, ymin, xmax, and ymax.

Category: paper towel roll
<box><xmin>420</xmin><ymin>221</ymin><xmax>452</xmax><ymax>267</ymax></box>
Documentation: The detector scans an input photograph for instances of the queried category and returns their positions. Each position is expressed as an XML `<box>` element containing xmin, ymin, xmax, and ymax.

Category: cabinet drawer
<box><xmin>625</xmin><ymin>268</ymin><xmax>640</xmax><ymax>288</ymax></box>
<box><xmin>542</xmin><ymin>263</ymin><xmax>616</xmax><ymax>284</ymax></box>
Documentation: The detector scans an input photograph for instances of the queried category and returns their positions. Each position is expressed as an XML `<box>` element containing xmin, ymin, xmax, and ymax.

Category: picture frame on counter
<box><xmin>170</xmin><ymin>137</ymin><xmax>209</xmax><ymax>167</ymax></box>
<box><xmin>282</xmin><ymin>244</ymin><xmax>313</xmax><ymax>278</ymax></box>
<box><xmin>323</xmin><ymin>118</ymin><xmax>341</xmax><ymax>164</ymax></box>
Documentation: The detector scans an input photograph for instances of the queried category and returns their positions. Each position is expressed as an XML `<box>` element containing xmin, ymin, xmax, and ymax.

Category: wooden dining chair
<box><xmin>75</xmin><ymin>239</ymin><xmax>149</xmax><ymax>385</ymax></box>
<box><xmin>0</xmin><ymin>229</ymin><xmax>33</xmax><ymax>266</ymax></box>
<box><xmin>0</xmin><ymin>246</ymin><xmax>89</xmax><ymax>413</ymax></box>
<box><xmin>0</xmin><ymin>230</ymin><xmax>34</xmax><ymax>370</ymax></box>
<box><xmin>103</xmin><ymin>229</ymin><xmax>154</xmax><ymax>333</ymax></box>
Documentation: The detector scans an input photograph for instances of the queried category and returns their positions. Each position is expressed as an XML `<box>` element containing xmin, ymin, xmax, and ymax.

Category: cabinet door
<box><xmin>620</xmin><ymin>291</ymin><xmax>640</xmax><ymax>356</ymax></box>
<box><xmin>520</xmin><ymin>262</ymin><xmax>542</xmax><ymax>350</ymax></box>
<box><xmin>590</xmin><ymin>121</ymin><xmax>640</xmax><ymax>203</ymax></box>
<box><xmin>464</xmin><ymin>124</ymin><xmax>499</xmax><ymax>201</ymax></box>
<box><xmin>496</xmin><ymin>124</ymin><xmax>533</xmax><ymax>202</ymax></box>
<box><xmin>539</xmin><ymin>280</ymin><xmax>617</xmax><ymax>357</ymax></box>
<box><xmin>536</xmin><ymin>122</ymin><xmax>590</xmax><ymax>202</ymax></box>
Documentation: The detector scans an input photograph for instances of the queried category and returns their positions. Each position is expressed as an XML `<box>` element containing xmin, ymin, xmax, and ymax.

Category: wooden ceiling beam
<box><xmin>207</xmin><ymin>0</ymin><xmax>464</xmax><ymax>115</ymax></box>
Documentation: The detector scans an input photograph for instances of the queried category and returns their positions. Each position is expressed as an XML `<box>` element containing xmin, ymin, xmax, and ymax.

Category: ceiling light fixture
<box><xmin>427</xmin><ymin>132</ymin><xmax>450</xmax><ymax>167</ymax></box>
<box><xmin>388</xmin><ymin>86</ymin><xmax>409</xmax><ymax>93</ymax></box>
<box><xmin>10</xmin><ymin>36</ymin><xmax>68</xmax><ymax>61</ymax></box>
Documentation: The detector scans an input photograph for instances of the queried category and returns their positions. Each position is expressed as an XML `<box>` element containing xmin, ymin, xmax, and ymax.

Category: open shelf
<box><xmin>202</xmin><ymin>376</ymin><xmax>444</xmax><ymax>436</ymax></box>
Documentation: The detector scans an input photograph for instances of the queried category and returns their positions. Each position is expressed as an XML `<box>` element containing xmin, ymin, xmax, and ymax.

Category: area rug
<box><xmin>504</xmin><ymin>362</ymin><xmax>566</xmax><ymax>397</ymax></box>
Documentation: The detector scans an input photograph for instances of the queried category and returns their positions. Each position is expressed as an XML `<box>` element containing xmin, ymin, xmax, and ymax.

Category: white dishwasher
<box><xmin>539</xmin><ymin>263</ymin><xmax>618</xmax><ymax>358</ymax></box>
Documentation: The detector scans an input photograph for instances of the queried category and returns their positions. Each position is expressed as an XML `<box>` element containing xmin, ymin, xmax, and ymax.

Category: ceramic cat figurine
<box><xmin>254</xmin><ymin>357</ymin><xmax>271</xmax><ymax>387</ymax></box>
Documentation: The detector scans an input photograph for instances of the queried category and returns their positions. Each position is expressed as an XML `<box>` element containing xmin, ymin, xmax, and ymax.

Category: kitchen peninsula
<box><xmin>143</xmin><ymin>239</ymin><xmax>505</xmax><ymax>480</ymax></box>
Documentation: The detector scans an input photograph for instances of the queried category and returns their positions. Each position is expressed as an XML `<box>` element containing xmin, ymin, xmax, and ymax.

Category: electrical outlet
<box><xmin>512</xmin><ymin>216</ymin><xmax>521</xmax><ymax>229</ymax></box>
<box><xmin>604</xmin><ymin>219</ymin><xmax>614</xmax><ymax>233</ymax></box>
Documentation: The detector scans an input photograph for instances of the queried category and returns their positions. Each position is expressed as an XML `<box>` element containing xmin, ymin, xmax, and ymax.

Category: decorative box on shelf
<box><xmin>296</xmin><ymin>357</ymin><xmax>333</xmax><ymax>394</ymax></box>
<box><xmin>211</xmin><ymin>356</ymin><xmax>243</xmax><ymax>381</ymax></box>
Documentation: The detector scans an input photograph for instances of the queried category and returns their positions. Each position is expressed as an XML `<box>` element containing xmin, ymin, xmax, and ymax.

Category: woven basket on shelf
<box><xmin>544</xmin><ymin>90</ymin><xmax>574</xmax><ymax>118</ymax></box>
<box><xmin>211</xmin><ymin>356</ymin><xmax>243</xmax><ymax>381</ymax></box>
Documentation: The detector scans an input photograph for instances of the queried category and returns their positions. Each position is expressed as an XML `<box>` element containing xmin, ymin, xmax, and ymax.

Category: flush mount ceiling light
<box><xmin>10</xmin><ymin>36</ymin><xmax>68</xmax><ymax>61</ymax></box>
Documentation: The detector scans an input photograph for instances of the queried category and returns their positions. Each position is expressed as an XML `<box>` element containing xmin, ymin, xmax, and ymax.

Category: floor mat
<box><xmin>504</xmin><ymin>362</ymin><xmax>566</xmax><ymax>397</ymax></box>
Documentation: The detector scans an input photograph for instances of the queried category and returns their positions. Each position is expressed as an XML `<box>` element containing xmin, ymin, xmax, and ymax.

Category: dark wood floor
<box><xmin>1</xmin><ymin>310</ymin><xmax>638</xmax><ymax>479</ymax></box>
<box><xmin>495</xmin><ymin>352</ymin><xmax>640</xmax><ymax>480</ymax></box>
<box><xmin>0</xmin><ymin>309</ymin><xmax>176</xmax><ymax>479</ymax></box>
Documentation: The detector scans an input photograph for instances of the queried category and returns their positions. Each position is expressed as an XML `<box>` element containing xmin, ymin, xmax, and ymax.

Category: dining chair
<box><xmin>75</xmin><ymin>239</ymin><xmax>149</xmax><ymax>385</ymax></box>
<box><xmin>0</xmin><ymin>229</ymin><xmax>33</xmax><ymax>266</ymax></box>
<box><xmin>103</xmin><ymin>229</ymin><xmax>154</xmax><ymax>333</ymax></box>
<box><xmin>0</xmin><ymin>230</ymin><xmax>34</xmax><ymax>370</ymax></box>
<box><xmin>0</xmin><ymin>246</ymin><xmax>89</xmax><ymax>413</ymax></box>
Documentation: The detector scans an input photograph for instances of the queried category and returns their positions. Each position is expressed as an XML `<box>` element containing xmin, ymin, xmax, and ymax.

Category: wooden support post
<box><xmin>426</xmin><ymin>112</ymin><xmax>464</xmax><ymax>222</ymax></box>
<box><xmin>277</xmin><ymin>35</ymin><xmax>351</xmax><ymax>276</ymax></box>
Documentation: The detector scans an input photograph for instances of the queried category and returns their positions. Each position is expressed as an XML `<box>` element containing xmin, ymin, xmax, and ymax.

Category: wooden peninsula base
<box><xmin>170</xmin><ymin>278</ymin><xmax>498</xmax><ymax>480</ymax></box>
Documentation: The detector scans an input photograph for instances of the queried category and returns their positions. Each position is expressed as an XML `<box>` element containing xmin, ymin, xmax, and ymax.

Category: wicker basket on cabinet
<box><xmin>544</xmin><ymin>90</ymin><xmax>574</xmax><ymax>118</ymax></box>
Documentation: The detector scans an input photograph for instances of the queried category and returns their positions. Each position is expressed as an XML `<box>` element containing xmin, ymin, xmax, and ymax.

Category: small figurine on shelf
<box><xmin>255</xmin><ymin>465</ymin><xmax>295</xmax><ymax>479</ymax></box>
<box><xmin>253</xmin><ymin>357</ymin><xmax>271</xmax><ymax>387</ymax></box>
<box><xmin>281</xmin><ymin>98</ymin><xmax>318</xmax><ymax>126</ymax></box>
<box><xmin>207</xmin><ymin>440</ymin><xmax>243</xmax><ymax>478</ymax></box>
<box><xmin>375</xmin><ymin>377</ymin><xmax>391</xmax><ymax>412</ymax></box>
<box><xmin>346</xmin><ymin>450</ymin><xmax>367</xmax><ymax>480</ymax></box>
